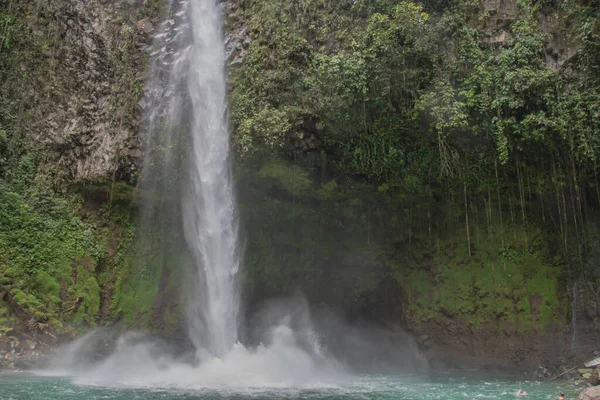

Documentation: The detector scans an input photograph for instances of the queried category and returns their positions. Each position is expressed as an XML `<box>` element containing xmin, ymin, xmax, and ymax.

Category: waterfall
<box><xmin>141</xmin><ymin>0</ymin><xmax>239</xmax><ymax>358</ymax></box>
<box><xmin>183</xmin><ymin>0</ymin><xmax>240</xmax><ymax>358</ymax></box>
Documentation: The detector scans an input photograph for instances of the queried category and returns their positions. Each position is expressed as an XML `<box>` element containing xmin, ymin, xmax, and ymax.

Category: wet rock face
<box><xmin>481</xmin><ymin>0</ymin><xmax>518</xmax><ymax>30</ymax></box>
<box><xmin>46</xmin><ymin>3</ymin><xmax>117</xmax><ymax>180</ymax></box>
<box><xmin>0</xmin><ymin>332</ymin><xmax>54</xmax><ymax>370</ymax></box>
<box><xmin>541</xmin><ymin>12</ymin><xmax>579</xmax><ymax>70</ymax></box>
<box><xmin>224</xmin><ymin>0</ymin><xmax>251</xmax><ymax>68</ymax></box>
<box><xmin>17</xmin><ymin>0</ymin><xmax>153</xmax><ymax>182</ymax></box>
<box><xmin>473</xmin><ymin>0</ymin><xmax>578</xmax><ymax>70</ymax></box>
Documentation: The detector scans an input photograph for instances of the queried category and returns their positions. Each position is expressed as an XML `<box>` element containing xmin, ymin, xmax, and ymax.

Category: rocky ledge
<box><xmin>578</xmin><ymin>386</ymin><xmax>600</xmax><ymax>400</ymax></box>
<box><xmin>574</xmin><ymin>359</ymin><xmax>600</xmax><ymax>399</ymax></box>
<box><xmin>0</xmin><ymin>331</ymin><xmax>55</xmax><ymax>370</ymax></box>
<box><xmin>578</xmin><ymin>367</ymin><xmax>600</xmax><ymax>386</ymax></box>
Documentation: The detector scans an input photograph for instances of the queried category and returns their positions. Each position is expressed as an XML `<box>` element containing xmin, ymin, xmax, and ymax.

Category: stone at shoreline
<box><xmin>578</xmin><ymin>386</ymin><xmax>600</xmax><ymax>400</ymax></box>
<box><xmin>588</xmin><ymin>368</ymin><xmax>600</xmax><ymax>386</ymax></box>
<box><xmin>0</xmin><ymin>335</ymin><xmax>53</xmax><ymax>371</ymax></box>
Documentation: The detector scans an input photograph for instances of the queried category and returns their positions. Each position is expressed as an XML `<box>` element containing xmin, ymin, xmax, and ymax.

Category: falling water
<box><xmin>141</xmin><ymin>0</ymin><xmax>239</xmax><ymax>358</ymax></box>
<box><xmin>571</xmin><ymin>280</ymin><xmax>578</xmax><ymax>350</ymax></box>
<box><xmin>183</xmin><ymin>0</ymin><xmax>240</xmax><ymax>358</ymax></box>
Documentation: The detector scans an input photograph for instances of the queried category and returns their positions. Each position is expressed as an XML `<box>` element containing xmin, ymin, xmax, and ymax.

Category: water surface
<box><xmin>0</xmin><ymin>372</ymin><xmax>580</xmax><ymax>400</ymax></box>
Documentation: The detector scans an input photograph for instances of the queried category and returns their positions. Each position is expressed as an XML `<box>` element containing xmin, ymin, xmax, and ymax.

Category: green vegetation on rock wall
<box><xmin>228</xmin><ymin>0</ymin><xmax>600</xmax><ymax>359</ymax></box>
<box><xmin>0</xmin><ymin>0</ymin><xmax>183</xmax><ymax>343</ymax></box>
<box><xmin>239</xmin><ymin>158</ymin><xmax>567</xmax><ymax>328</ymax></box>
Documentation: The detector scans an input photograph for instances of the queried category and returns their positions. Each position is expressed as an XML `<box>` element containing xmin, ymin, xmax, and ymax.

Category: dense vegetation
<box><xmin>229</xmin><ymin>0</ymin><xmax>600</xmax><ymax>337</ymax></box>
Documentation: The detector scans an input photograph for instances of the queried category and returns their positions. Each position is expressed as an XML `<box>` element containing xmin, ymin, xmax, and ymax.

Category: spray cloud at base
<box><xmin>44</xmin><ymin>293</ymin><xmax>426</xmax><ymax>389</ymax></box>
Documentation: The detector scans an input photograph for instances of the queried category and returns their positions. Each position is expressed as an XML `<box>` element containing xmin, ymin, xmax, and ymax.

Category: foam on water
<box><xmin>40</xmin><ymin>291</ymin><xmax>431</xmax><ymax>391</ymax></box>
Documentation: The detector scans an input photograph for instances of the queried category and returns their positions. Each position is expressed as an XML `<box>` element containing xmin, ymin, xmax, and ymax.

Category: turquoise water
<box><xmin>0</xmin><ymin>372</ymin><xmax>580</xmax><ymax>400</ymax></box>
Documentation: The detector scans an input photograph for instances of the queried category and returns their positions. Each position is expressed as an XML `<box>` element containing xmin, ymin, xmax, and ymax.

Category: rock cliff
<box><xmin>1</xmin><ymin>0</ymin><xmax>598</xmax><ymax>372</ymax></box>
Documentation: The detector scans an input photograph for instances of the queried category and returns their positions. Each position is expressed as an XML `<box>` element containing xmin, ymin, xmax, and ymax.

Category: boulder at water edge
<box><xmin>586</xmin><ymin>368</ymin><xmax>600</xmax><ymax>386</ymax></box>
<box><xmin>578</xmin><ymin>387</ymin><xmax>600</xmax><ymax>400</ymax></box>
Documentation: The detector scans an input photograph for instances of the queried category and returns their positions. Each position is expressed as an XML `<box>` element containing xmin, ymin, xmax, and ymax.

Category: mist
<box><xmin>41</xmin><ymin>291</ymin><xmax>426</xmax><ymax>390</ymax></box>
